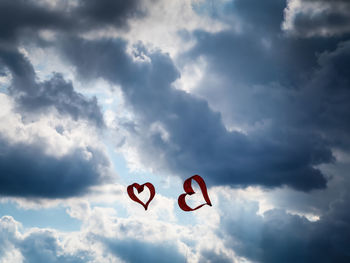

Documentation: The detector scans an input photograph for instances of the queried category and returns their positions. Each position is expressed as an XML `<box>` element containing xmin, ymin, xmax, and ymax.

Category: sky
<box><xmin>0</xmin><ymin>0</ymin><xmax>350</xmax><ymax>262</ymax></box>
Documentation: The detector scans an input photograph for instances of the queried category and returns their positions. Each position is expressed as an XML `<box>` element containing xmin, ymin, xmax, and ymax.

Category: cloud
<box><xmin>19</xmin><ymin>230</ymin><xmax>89</xmax><ymax>263</ymax></box>
<box><xmin>0</xmin><ymin>0</ymin><xmax>145</xmax><ymax>45</ymax></box>
<box><xmin>0</xmin><ymin>0</ymin><xmax>69</xmax><ymax>44</ymax></box>
<box><xmin>185</xmin><ymin>3</ymin><xmax>350</xmax><ymax>152</ymax></box>
<box><xmin>0</xmin><ymin>196</ymin><xmax>238</xmax><ymax>263</ymax></box>
<box><xmin>0</xmin><ymin>93</ymin><xmax>112</xmax><ymax>199</ymax></box>
<box><xmin>57</xmin><ymin>36</ymin><xmax>333</xmax><ymax>191</ymax></box>
<box><xmin>0</xmin><ymin>209</ymin><xmax>191</xmax><ymax>262</ymax></box>
<box><xmin>0</xmin><ymin>137</ymin><xmax>108</xmax><ymax>198</ymax></box>
<box><xmin>0</xmin><ymin>216</ymin><xmax>90</xmax><ymax>263</ymax></box>
<box><xmin>105</xmin><ymin>238</ymin><xmax>186</xmax><ymax>263</ymax></box>
<box><xmin>177</xmin><ymin>0</ymin><xmax>350</xmax><ymax>190</ymax></box>
<box><xmin>0</xmin><ymin>46</ymin><xmax>104</xmax><ymax>127</ymax></box>
<box><xmin>2</xmin><ymin>184</ymin><xmax>350</xmax><ymax>263</ymax></box>
<box><xmin>283</xmin><ymin>0</ymin><xmax>350</xmax><ymax>37</ymax></box>
<box><xmin>75</xmin><ymin>0</ymin><xmax>145</xmax><ymax>29</ymax></box>
<box><xmin>219</xmin><ymin>193</ymin><xmax>350</xmax><ymax>263</ymax></box>
<box><xmin>198</xmin><ymin>250</ymin><xmax>233</xmax><ymax>263</ymax></box>
<box><xmin>0</xmin><ymin>0</ymin><xmax>144</xmax><ymax>128</ymax></box>
<box><xmin>0</xmin><ymin>1</ymin><xmax>350</xmax><ymax>262</ymax></box>
<box><xmin>1</xmin><ymin>0</ymin><xmax>341</xmax><ymax>192</ymax></box>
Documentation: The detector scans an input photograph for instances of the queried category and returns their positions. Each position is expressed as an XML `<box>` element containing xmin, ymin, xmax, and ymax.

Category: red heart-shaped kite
<box><xmin>127</xmin><ymin>182</ymin><xmax>155</xmax><ymax>210</ymax></box>
<box><xmin>178</xmin><ymin>175</ymin><xmax>212</xmax><ymax>212</ymax></box>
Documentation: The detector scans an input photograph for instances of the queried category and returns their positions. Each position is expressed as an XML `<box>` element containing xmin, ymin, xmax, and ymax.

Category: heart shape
<box><xmin>127</xmin><ymin>182</ymin><xmax>155</xmax><ymax>210</ymax></box>
<box><xmin>178</xmin><ymin>175</ymin><xmax>212</xmax><ymax>211</ymax></box>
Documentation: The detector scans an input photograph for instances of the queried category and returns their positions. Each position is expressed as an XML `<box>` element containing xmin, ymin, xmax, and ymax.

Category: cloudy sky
<box><xmin>0</xmin><ymin>0</ymin><xmax>350</xmax><ymax>262</ymax></box>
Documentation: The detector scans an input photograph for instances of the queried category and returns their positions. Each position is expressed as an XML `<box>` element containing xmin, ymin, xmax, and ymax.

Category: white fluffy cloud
<box><xmin>0</xmin><ymin>186</ymin><xmax>254</xmax><ymax>263</ymax></box>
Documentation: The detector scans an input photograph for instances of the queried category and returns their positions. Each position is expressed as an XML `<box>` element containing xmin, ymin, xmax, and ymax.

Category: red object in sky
<box><xmin>127</xmin><ymin>182</ymin><xmax>155</xmax><ymax>210</ymax></box>
<box><xmin>178</xmin><ymin>175</ymin><xmax>212</xmax><ymax>212</ymax></box>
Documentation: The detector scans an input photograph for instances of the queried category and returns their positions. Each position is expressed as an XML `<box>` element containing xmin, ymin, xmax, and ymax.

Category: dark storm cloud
<box><xmin>0</xmin><ymin>0</ymin><xmax>348</xmax><ymax>262</ymax></box>
<box><xmin>0</xmin><ymin>0</ymin><xmax>145</xmax><ymax>125</ymax></box>
<box><xmin>182</xmin><ymin>0</ymin><xmax>350</xmax><ymax>188</ymax></box>
<box><xmin>229</xmin><ymin>0</ymin><xmax>286</xmax><ymax>33</ymax></box>
<box><xmin>0</xmin><ymin>0</ymin><xmax>144</xmax><ymax>44</ymax></box>
<box><xmin>0</xmin><ymin>136</ymin><xmax>108</xmax><ymax>198</ymax></box>
<box><xmin>75</xmin><ymin>0</ymin><xmax>144</xmax><ymax>28</ymax></box>
<box><xmin>187</xmin><ymin>0</ymin><xmax>349</xmax><ymax>88</ymax></box>
<box><xmin>284</xmin><ymin>0</ymin><xmax>350</xmax><ymax>37</ymax></box>
<box><xmin>58</xmin><ymin>36</ymin><xmax>334</xmax><ymax>191</ymax></box>
<box><xmin>0</xmin><ymin>0</ymin><xmax>69</xmax><ymax>44</ymax></box>
<box><xmin>17</xmin><ymin>72</ymin><xmax>105</xmax><ymax>127</ymax></box>
<box><xmin>187</xmin><ymin>29</ymin><xmax>345</xmax><ymax>89</ymax></box>
<box><xmin>220</xmin><ymin>194</ymin><xmax>350</xmax><ymax>263</ymax></box>
<box><xmin>0</xmin><ymin>49</ymin><xmax>104</xmax><ymax>126</ymax></box>
<box><xmin>180</xmin><ymin>3</ymin><xmax>350</xmax><ymax>260</ymax></box>
<box><xmin>293</xmin><ymin>40</ymin><xmax>350</xmax><ymax>149</ymax></box>
<box><xmin>185</xmin><ymin>28</ymin><xmax>350</xmax><ymax>149</ymax></box>
<box><xmin>0</xmin><ymin>0</ymin><xmax>147</xmax><ymax>198</ymax></box>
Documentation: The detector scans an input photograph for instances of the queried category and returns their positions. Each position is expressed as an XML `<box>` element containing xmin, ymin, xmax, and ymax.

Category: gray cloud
<box><xmin>19</xmin><ymin>230</ymin><xmax>89</xmax><ymax>263</ymax></box>
<box><xmin>104</xmin><ymin>238</ymin><xmax>186</xmax><ymax>263</ymax></box>
<box><xmin>0</xmin><ymin>1</ymin><xmax>349</xmax><ymax>263</ymax></box>
<box><xmin>0</xmin><ymin>49</ymin><xmax>104</xmax><ymax>127</ymax></box>
<box><xmin>57</xmin><ymin>36</ymin><xmax>334</xmax><ymax>191</ymax></box>
<box><xmin>0</xmin><ymin>216</ymin><xmax>90</xmax><ymax>263</ymax></box>
<box><xmin>75</xmin><ymin>0</ymin><xmax>145</xmax><ymax>29</ymax></box>
<box><xmin>283</xmin><ymin>0</ymin><xmax>350</xmax><ymax>37</ymax></box>
<box><xmin>219</xmin><ymin>194</ymin><xmax>350</xmax><ymax>263</ymax></box>
<box><xmin>0</xmin><ymin>0</ymin><xmax>143</xmax><ymax>127</ymax></box>
<box><xmin>17</xmin><ymin>72</ymin><xmax>104</xmax><ymax>127</ymax></box>
<box><xmin>0</xmin><ymin>0</ymin><xmax>69</xmax><ymax>44</ymax></box>
<box><xmin>0</xmin><ymin>0</ymin><xmax>145</xmax><ymax>45</ymax></box>
<box><xmin>181</xmin><ymin>0</ymin><xmax>350</xmax><ymax>189</ymax></box>
<box><xmin>186</xmin><ymin>1</ymin><xmax>350</xmax><ymax>152</ymax></box>
<box><xmin>0</xmin><ymin>27</ymin><xmax>107</xmax><ymax>199</ymax></box>
<box><xmin>0</xmin><ymin>0</ymin><xmax>147</xmax><ymax>127</ymax></box>
<box><xmin>0</xmin><ymin>216</ymin><xmax>187</xmax><ymax>263</ymax></box>
<box><xmin>0</xmin><ymin>136</ymin><xmax>109</xmax><ymax>198</ymax></box>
